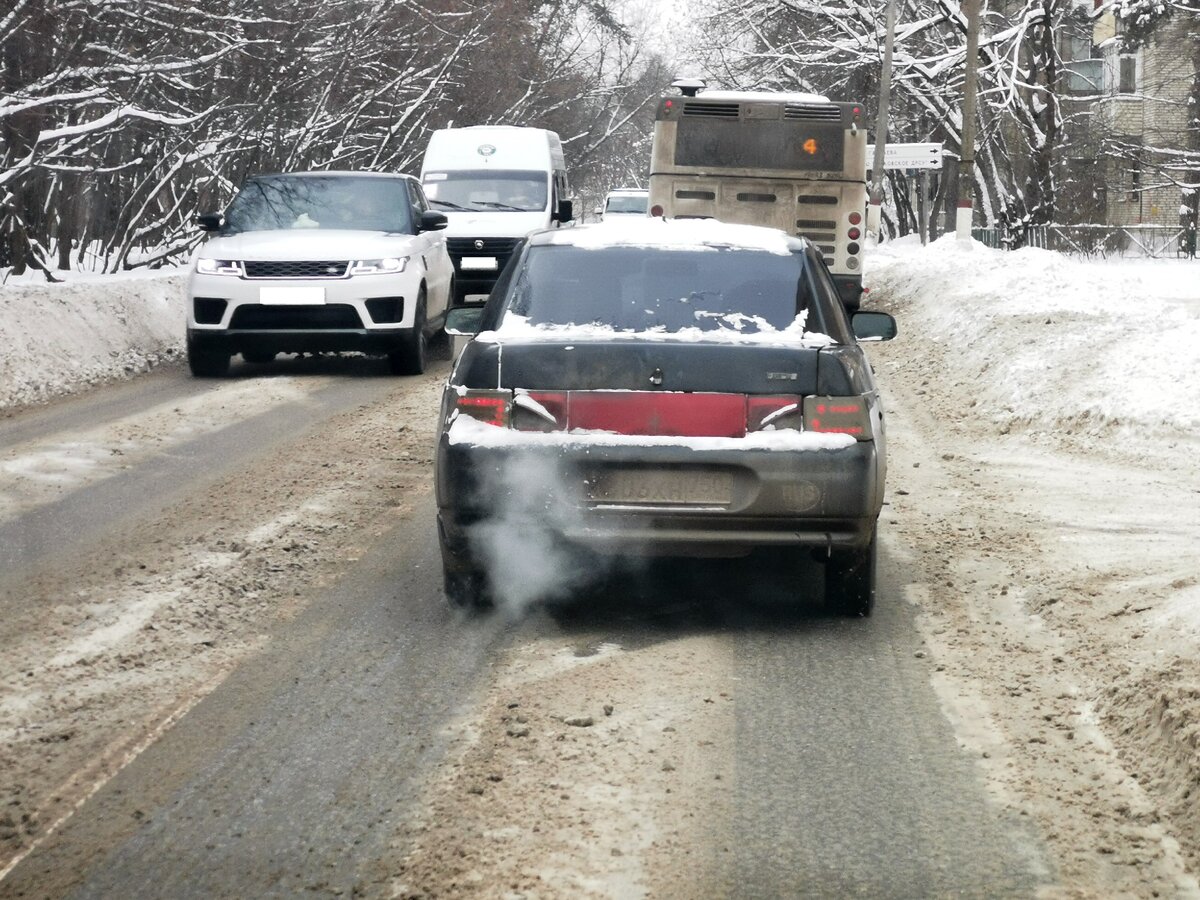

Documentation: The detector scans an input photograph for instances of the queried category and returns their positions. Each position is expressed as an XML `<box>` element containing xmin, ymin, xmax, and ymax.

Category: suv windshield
<box><xmin>605</xmin><ymin>195</ymin><xmax>648</xmax><ymax>215</ymax></box>
<box><xmin>504</xmin><ymin>246</ymin><xmax>813</xmax><ymax>333</ymax></box>
<box><xmin>224</xmin><ymin>176</ymin><xmax>413</xmax><ymax>233</ymax></box>
<box><xmin>423</xmin><ymin>170</ymin><xmax>548</xmax><ymax>212</ymax></box>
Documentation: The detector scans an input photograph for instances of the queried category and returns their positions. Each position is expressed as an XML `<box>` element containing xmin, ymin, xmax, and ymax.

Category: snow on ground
<box><xmin>0</xmin><ymin>268</ymin><xmax>187</xmax><ymax>411</ymax></box>
<box><xmin>3</xmin><ymin>237</ymin><xmax>1195</xmax><ymax>434</ymax></box>
<box><xmin>866</xmin><ymin>235</ymin><xmax>1200</xmax><ymax>457</ymax></box>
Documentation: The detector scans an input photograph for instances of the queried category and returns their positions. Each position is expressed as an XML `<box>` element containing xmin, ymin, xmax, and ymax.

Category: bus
<box><xmin>648</xmin><ymin>88</ymin><xmax>868</xmax><ymax>309</ymax></box>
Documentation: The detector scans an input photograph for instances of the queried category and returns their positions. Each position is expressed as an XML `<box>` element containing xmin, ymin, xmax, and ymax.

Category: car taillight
<box><xmin>803</xmin><ymin>396</ymin><xmax>872</xmax><ymax>440</ymax></box>
<box><xmin>512</xmin><ymin>390</ymin><xmax>567</xmax><ymax>431</ymax></box>
<box><xmin>453</xmin><ymin>390</ymin><xmax>510</xmax><ymax>427</ymax></box>
<box><xmin>747</xmin><ymin>395</ymin><xmax>803</xmax><ymax>432</ymax></box>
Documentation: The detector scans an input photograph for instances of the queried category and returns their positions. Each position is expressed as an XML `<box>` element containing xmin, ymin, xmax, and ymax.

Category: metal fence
<box><xmin>972</xmin><ymin>224</ymin><xmax>1196</xmax><ymax>259</ymax></box>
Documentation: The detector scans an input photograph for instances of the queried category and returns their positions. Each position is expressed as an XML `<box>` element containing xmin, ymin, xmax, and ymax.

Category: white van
<box><xmin>420</xmin><ymin>126</ymin><xmax>573</xmax><ymax>303</ymax></box>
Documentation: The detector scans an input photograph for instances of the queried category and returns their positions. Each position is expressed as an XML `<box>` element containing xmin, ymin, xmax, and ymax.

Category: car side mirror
<box><xmin>196</xmin><ymin>213</ymin><xmax>223</xmax><ymax>232</ymax></box>
<box><xmin>419</xmin><ymin>210</ymin><xmax>448</xmax><ymax>232</ymax></box>
<box><xmin>553</xmin><ymin>199</ymin><xmax>574</xmax><ymax>223</ymax></box>
<box><xmin>445</xmin><ymin>305</ymin><xmax>486</xmax><ymax>336</ymax></box>
<box><xmin>851</xmin><ymin>310</ymin><xmax>898</xmax><ymax>342</ymax></box>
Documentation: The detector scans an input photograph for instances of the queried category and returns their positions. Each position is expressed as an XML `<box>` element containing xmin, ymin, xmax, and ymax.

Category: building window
<box><xmin>1128</xmin><ymin>167</ymin><xmax>1141</xmax><ymax>203</ymax></box>
<box><xmin>1118</xmin><ymin>55</ymin><xmax>1137</xmax><ymax>93</ymax></box>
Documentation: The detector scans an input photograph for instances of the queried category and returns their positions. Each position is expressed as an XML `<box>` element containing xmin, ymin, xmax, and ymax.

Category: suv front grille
<box><xmin>229</xmin><ymin>304</ymin><xmax>363</xmax><ymax>329</ymax></box>
<box><xmin>243</xmin><ymin>260</ymin><xmax>349</xmax><ymax>279</ymax></box>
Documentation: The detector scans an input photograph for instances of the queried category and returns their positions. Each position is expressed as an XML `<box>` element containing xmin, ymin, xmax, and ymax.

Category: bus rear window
<box><xmin>675</xmin><ymin>119</ymin><xmax>844</xmax><ymax>172</ymax></box>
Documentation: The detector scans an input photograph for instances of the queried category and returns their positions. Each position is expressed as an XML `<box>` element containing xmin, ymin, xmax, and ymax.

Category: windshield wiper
<box><xmin>471</xmin><ymin>200</ymin><xmax>526</xmax><ymax>211</ymax></box>
<box><xmin>429</xmin><ymin>199</ymin><xmax>472</xmax><ymax>211</ymax></box>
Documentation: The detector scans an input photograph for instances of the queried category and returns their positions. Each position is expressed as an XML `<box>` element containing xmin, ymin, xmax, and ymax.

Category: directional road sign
<box><xmin>865</xmin><ymin>142</ymin><xmax>944</xmax><ymax>170</ymax></box>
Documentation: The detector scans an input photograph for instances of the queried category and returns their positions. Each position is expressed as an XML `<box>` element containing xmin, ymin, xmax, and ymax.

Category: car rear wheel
<box><xmin>388</xmin><ymin>287</ymin><xmax>427</xmax><ymax>375</ymax></box>
<box><xmin>187</xmin><ymin>338</ymin><xmax>230</xmax><ymax>378</ymax></box>
<box><xmin>439</xmin><ymin>521</ymin><xmax>492</xmax><ymax>611</ymax></box>
<box><xmin>825</xmin><ymin>527</ymin><xmax>876</xmax><ymax>617</ymax></box>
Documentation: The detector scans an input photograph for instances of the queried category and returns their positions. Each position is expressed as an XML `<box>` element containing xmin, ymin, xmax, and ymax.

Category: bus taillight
<box><xmin>848</xmin><ymin>211</ymin><xmax>862</xmax><ymax>225</ymax></box>
<box><xmin>651</xmin><ymin>204</ymin><xmax>664</xmax><ymax>217</ymax></box>
<box><xmin>848</xmin><ymin>227</ymin><xmax>861</xmax><ymax>240</ymax></box>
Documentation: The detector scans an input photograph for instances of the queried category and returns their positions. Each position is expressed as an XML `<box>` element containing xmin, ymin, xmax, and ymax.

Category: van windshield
<box><xmin>423</xmin><ymin>170</ymin><xmax>548</xmax><ymax>213</ymax></box>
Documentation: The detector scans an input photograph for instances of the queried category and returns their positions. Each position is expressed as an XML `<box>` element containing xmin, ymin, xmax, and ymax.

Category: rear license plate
<box><xmin>585</xmin><ymin>470</ymin><xmax>733</xmax><ymax>507</ymax></box>
<box><xmin>259</xmin><ymin>286</ymin><xmax>326</xmax><ymax>305</ymax></box>
<box><xmin>460</xmin><ymin>256</ymin><xmax>498</xmax><ymax>271</ymax></box>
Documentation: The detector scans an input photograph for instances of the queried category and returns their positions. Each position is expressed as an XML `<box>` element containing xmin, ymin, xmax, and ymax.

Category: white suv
<box><xmin>187</xmin><ymin>171</ymin><xmax>453</xmax><ymax>377</ymax></box>
<box><xmin>599</xmin><ymin>188</ymin><xmax>649</xmax><ymax>220</ymax></box>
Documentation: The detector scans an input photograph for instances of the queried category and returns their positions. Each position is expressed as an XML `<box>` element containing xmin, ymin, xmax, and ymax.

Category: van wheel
<box><xmin>825</xmin><ymin>528</ymin><xmax>876</xmax><ymax>617</ymax></box>
<box><xmin>389</xmin><ymin>288</ymin><xmax>427</xmax><ymax>375</ymax></box>
<box><xmin>187</xmin><ymin>338</ymin><xmax>230</xmax><ymax>378</ymax></box>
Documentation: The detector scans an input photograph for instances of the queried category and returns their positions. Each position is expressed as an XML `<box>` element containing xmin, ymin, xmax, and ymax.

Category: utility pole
<box><xmin>956</xmin><ymin>0</ymin><xmax>982</xmax><ymax>238</ymax></box>
<box><xmin>867</xmin><ymin>0</ymin><xmax>898</xmax><ymax>237</ymax></box>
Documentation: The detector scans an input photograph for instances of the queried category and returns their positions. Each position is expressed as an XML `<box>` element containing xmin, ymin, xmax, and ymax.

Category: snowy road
<box><xmin>2</xmin><ymin>240</ymin><xmax>1200</xmax><ymax>897</ymax></box>
<box><xmin>0</xmin><ymin>355</ymin><xmax>1047</xmax><ymax>898</ymax></box>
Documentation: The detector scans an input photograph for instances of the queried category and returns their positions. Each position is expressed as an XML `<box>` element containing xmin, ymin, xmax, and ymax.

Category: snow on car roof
<box><xmin>447</xmin><ymin>414</ymin><xmax>855</xmax><ymax>452</ymax></box>
<box><xmin>535</xmin><ymin>218</ymin><xmax>803</xmax><ymax>255</ymax></box>
<box><xmin>477</xmin><ymin>314</ymin><xmax>835</xmax><ymax>348</ymax></box>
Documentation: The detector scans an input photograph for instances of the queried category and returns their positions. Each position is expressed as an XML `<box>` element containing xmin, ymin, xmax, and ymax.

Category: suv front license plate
<box><xmin>259</xmin><ymin>286</ymin><xmax>326</xmax><ymax>305</ymax></box>
<box><xmin>585</xmin><ymin>469</ymin><xmax>733</xmax><ymax>508</ymax></box>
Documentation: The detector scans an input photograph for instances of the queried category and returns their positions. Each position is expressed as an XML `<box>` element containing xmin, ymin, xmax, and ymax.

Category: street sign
<box><xmin>865</xmin><ymin>142</ymin><xmax>944</xmax><ymax>170</ymax></box>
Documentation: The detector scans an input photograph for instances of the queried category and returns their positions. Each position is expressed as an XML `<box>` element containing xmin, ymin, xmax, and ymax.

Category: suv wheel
<box><xmin>187</xmin><ymin>337</ymin><xmax>230</xmax><ymax>378</ymax></box>
<box><xmin>825</xmin><ymin>527</ymin><xmax>876</xmax><ymax>617</ymax></box>
<box><xmin>388</xmin><ymin>287</ymin><xmax>427</xmax><ymax>375</ymax></box>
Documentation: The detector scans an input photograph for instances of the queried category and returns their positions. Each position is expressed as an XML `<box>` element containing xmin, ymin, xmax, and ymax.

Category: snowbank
<box><xmin>865</xmin><ymin>236</ymin><xmax>1200</xmax><ymax>450</ymax></box>
<box><xmin>2</xmin><ymin>239</ymin><xmax>1197</xmax><ymax>432</ymax></box>
<box><xmin>0</xmin><ymin>269</ymin><xmax>187</xmax><ymax>410</ymax></box>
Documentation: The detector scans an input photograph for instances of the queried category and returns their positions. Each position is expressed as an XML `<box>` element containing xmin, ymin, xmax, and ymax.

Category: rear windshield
<box><xmin>502</xmin><ymin>245</ymin><xmax>813</xmax><ymax>333</ymax></box>
<box><xmin>224</xmin><ymin>176</ymin><xmax>413</xmax><ymax>233</ymax></box>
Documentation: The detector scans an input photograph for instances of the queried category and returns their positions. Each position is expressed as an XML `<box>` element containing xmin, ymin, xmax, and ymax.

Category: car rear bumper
<box><xmin>436</xmin><ymin>436</ymin><xmax>883</xmax><ymax>558</ymax></box>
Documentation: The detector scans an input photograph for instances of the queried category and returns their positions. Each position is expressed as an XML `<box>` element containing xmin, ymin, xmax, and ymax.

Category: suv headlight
<box><xmin>350</xmin><ymin>256</ymin><xmax>407</xmax><ymax>275</ymax></box>
<box><xmin>196</xmin><ymin>258</ymin><xmax>243</xmax><ymax>276</ymax></box>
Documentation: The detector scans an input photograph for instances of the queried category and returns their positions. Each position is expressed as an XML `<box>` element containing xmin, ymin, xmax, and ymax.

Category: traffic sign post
<box><xmin>865</xmin><ymin>143</ymin><xmax>944</xmax><ymax>245</ymax></box>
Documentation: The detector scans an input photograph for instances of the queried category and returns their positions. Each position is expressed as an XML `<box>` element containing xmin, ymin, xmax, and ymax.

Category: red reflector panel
<box><xmin>569</xmin><ymin>392</ymin><xmax>747</xmax><ymax>437</ymax></box>
<box><xmin>803</xmin><ymin>395</ymin><xmax>872</xmax><ymax>440</ymax></box>
<box><xmin>454</xmin><ymin>391</ymin><xmax>510</xmax><ymax>427</ymax></box>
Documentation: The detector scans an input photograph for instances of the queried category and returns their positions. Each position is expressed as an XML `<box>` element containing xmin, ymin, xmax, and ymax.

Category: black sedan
<box><xmin>435</xmin><ymin>219</ymin><xmax>897</xmax><ymax>615</ymax></box>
